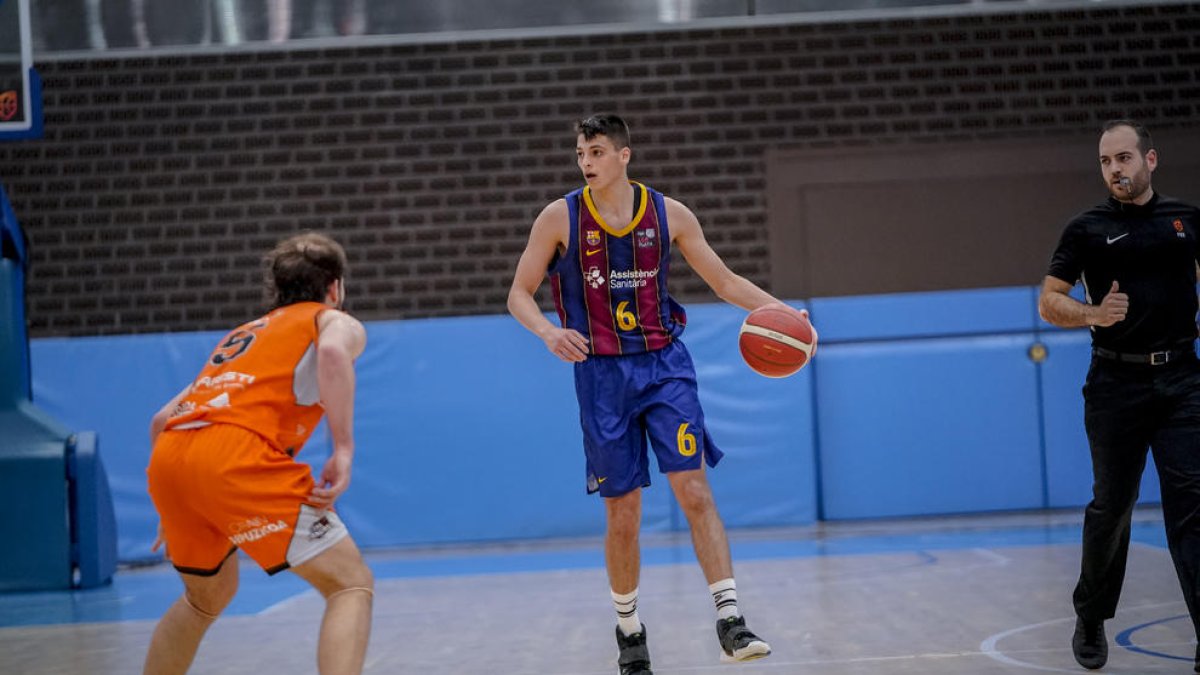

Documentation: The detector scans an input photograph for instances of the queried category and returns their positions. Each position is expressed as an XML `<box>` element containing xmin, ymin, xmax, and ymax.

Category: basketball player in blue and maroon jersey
<box><xmin>509</xmin><ymin>113</ymin><xmax>805</xmax><ymax>675</ymax></box>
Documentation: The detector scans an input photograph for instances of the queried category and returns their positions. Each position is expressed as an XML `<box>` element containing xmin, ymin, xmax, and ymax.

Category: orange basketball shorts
<box><xmin>147</xmin><ymin>423</ymin><xmax>348</xmax><ymax>576</ymax></box>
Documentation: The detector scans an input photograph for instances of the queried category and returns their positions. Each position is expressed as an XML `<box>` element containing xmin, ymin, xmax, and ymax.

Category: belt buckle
<box><xmin>1150</xmin><ymin>351</ymin><xmax>1169</xmax><ymax>365</ymax></box>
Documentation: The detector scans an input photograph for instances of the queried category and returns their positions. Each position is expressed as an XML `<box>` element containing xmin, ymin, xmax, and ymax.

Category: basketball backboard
<box><xmin>0</xmin><ymin>0</ymin><xmax>37</xmax><ymax>137</ymax></box>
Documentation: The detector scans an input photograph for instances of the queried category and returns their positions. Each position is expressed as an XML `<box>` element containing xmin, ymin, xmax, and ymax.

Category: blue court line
<box><xmin>0</xmin><ymin>519</ymin><xmax>1168</xmax><ymax>629</ymax></box>
<box><xmin>1114</xmin><ymin>614</ymin><xmax>1192</xmax><ymax>662</ymax></box>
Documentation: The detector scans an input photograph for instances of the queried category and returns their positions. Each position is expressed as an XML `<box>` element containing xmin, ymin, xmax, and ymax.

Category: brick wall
<box><xmin>2</xmin><ymin>3</ymin><xmax>1199</xmax><ymax>336</ymax></box>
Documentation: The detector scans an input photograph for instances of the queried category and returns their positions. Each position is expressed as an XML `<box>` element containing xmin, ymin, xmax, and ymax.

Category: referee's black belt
<box><xmin>1093</xmin><ymin>345</ymin><xmax>1194</xmax><ymax>366</ymax></box>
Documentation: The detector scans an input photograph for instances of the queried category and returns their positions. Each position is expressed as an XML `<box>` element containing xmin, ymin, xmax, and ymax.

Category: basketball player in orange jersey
<box><xmin>142</xmin><ymin>232</ymin><xmax>373</xmax><ymax>675</ymax></box>
<box><xmin>509</xmin><ymin>113</ymin><xmax>805</xmax><ymax>674</ymax></box>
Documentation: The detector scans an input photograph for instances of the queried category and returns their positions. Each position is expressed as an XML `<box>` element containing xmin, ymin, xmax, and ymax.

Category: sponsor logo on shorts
<box><xmin>309</xmin><ymin>515</ymin><xmax>333</xmax><ymax>541</ymax></box>
<box><xmin>228</xmin><ymin>517</ymin><xmax>290</xmax><ymax>545</ymax></box>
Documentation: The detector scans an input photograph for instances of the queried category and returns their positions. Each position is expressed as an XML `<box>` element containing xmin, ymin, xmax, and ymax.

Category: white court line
<box><xmin>980</xmin><ymin>616</ymin><xmax>1106</xmax><ymax>674</ymax></box>
<box><xmin>560</xmin><ymin>648</ymin><xmax>1037</xmax><ymax>675</ymax></box>
<box><xmin>972</xmin><ymin>548</ymin><xmax>1012</xmax><ymax>565</ymax></box>
<box><xmin>762</xmin><ymin>547</ymin><xmax>1012</xmax><ymax>589</ymax></box>
<box><xmin>979</xmin><ymin>601</ymin><xmax>1188</xmax><ymax>673</ymax></box>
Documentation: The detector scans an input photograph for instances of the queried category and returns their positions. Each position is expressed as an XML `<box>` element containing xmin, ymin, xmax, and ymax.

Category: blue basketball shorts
<box><xmin>573</xmin><ymin>340</ymin><xmax>724</xmax><ymax>497</ymax></box>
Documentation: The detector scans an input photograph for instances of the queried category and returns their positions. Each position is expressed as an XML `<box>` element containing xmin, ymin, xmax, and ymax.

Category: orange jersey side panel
<box><xmin>164</xmin><ymin>302</ymin><xmax>328</xmax><ymax>455</ymax></box>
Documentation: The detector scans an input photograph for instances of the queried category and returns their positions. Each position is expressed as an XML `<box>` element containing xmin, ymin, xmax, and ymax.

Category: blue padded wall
<box><xmin>811</xmin><ymin>286</ymin><xmax>1041</xmax><ymax>342</ymax></box>
<box><xmin>30</xmin><ymin>285</ymin><xmax>1166</xmax><ymax>560</ymax></box>
<box><xmin>346</xmin><ymin>314</ymin><xmax>609</xmax><ymax>546</ymax></box>
<box><xmin>812</xmin><ymin>287</ymin><xmax>1046</xmax><ymax>519</ymax></box>
<box><xmin>815</xmin><ymin>333</ymin><xmax>1046</xmax><ymax>519</ymax></box>
<box><xmin>32</xmin><ymin>304</ymin><xmax>818</xmax><ymax>561</ymax></box>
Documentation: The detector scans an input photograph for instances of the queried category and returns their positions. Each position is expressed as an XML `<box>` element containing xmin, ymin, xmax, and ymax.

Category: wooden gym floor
<box><xmin>0</xmin><ymin>507</ymin><xmax>1192</xmax><ymax>674</ymax></box>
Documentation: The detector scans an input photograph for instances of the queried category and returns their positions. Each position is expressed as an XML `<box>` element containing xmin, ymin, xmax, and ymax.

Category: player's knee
<box><xmin>183</xmin><ymin>589</ymin><xmax>231</xmax><ymax>621</ymax></box>
<box><xmin>324</xmin><ymin>576</ymin><xmax>374</xmax><ymax>600</ymax></box>
<box><xmin>329</xmin><ymin>558</ymin><xmax>374</xmax><ymax>596</ymax></box>
<box><xmin>672</xmin><ymin>476</ymin><xmax>715</xmax><ymax>514</ymax></box>
<box><xmin>604</xmin><ymin>492</ymin><xmax>642</xmax><ymax>530</ymax></box>
<box><xmin>182</xmin><ymin>569</ymin><xmax>238</xmax><ymax>619</ymax></box>
<box><xmin>606</xmin><ymin>515</ymin><xmax>640</xmax><ymax>544</ymax></box>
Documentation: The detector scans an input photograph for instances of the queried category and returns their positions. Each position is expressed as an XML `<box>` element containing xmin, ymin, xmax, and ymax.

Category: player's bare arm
<box><xmin>1038</xmin><ymin>275</ymin><xmax>1128</xmax><ymax>328</ymax></box>
<box><xmin>147</xmin><ymin>386</ymin><xmax>194</xmax><ymax>556</ymax></box>
<box><xmin>508</xmin><ymin>199</ymin><xmax>590</xmax><ymax>362</ymax></box>
<box><xmin>310</xmin><ymin>309</ymin><xmax>366</xmax><ymax>507</ymax></box>
<box><xmin>149</xmin><ymin>386</ymin><xmax>190</xmax><ymax>447</ymax></box>
<box><xmin>667</xmin><ymin>198</ymin><xmax>801</xmax><ymax>316</ymax></box>
<box><xmin>147</xmin><ymin>385</ymin><xmax>185</xmax><ymax>557</ymax></box>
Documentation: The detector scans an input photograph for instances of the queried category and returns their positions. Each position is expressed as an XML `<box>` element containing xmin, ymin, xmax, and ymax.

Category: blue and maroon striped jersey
<box><xmin>548</xmin><ymin>181</ymin><xmax>687</xmax><ymax>356</ymax></box>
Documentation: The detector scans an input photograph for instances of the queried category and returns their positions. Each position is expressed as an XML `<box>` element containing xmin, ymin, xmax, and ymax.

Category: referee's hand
<box><xmin>1094</xmin><ymin>280</ymin><xmax>1129</xmax><ymax>327</ymax></box>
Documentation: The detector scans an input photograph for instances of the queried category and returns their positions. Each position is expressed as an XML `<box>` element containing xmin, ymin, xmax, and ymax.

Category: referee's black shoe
<box><xmin>1071</xmin><ymin>617</ymin><xmax>1107</xmax><ymax>670</ymax></box>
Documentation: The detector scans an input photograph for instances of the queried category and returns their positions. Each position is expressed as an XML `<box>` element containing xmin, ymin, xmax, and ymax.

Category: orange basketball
<box><xmin>738</xmin><ymin>306</ymin><xmax>817</xmax><ymax>378</ymax></box>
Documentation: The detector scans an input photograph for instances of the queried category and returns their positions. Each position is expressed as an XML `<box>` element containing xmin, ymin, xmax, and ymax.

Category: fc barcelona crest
<box><xmin>586</xmin><ymin>229</ymin><xmax>601</xmax><ymax>247</ymax></box>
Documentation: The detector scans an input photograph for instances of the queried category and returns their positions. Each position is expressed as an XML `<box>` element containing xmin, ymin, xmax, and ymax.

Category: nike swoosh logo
<box><xmin>1107</xmin><ymin>233</ymin><xmax>1129</xmax><ymax>244</ymax></box>
<box><xmin>586</xmin><ymin>248</ymin><xmax>602</xmax><ymax>256</ymax></box>
<box><xmin>597</xmin><ymin>477</ymin><xmax>606</xmax><ymax>484</ymax></box>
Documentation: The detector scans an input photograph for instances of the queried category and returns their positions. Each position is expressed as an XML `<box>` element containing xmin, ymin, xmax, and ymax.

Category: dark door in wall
<box><xmin>766</xmin><ymin>133</ymin><xmax>1200</xmax><ymax>299</ymax></box>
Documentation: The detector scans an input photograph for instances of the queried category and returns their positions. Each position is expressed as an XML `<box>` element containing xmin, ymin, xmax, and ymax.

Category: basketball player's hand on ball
<box><xmin>310</xmin><ymin>451</ymin><xmax>352</xmax><ymax>507</ymax></box>
<box><xmin>541</xmin><ymin>326</ymin><xmax>590</xmax><ymax>362</ymax></box>
<box><xmin>780</xmin><ymin>304</ymin><xmax>817</xmax><ymax>358</ymax></box>
<box><xmin>763</xmin><ymin>301</ymin><xmax>809</xmax><ymax>321</ymax></box>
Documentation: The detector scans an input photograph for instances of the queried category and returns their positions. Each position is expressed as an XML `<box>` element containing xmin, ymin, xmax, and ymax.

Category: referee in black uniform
<box><xmin>1040</xmin><ymin>119</ymin><xmax>1200</xmax><ymax>671</ymax></box>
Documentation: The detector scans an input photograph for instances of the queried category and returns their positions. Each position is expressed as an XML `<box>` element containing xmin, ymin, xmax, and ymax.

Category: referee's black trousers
<box><xmin>1074</xmin><ymin>353</ymin><xmax>1200</xmax><ymax>638</ymax></box>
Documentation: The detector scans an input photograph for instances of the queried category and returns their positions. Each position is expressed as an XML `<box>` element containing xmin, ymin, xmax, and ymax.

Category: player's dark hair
<box><xmin>1102</xmin><ymin>119</ymin><xmax>1153</xmax><ymax>154</ymax></box>
<box><xmin>576</xmin><ymin>113</ymin><xmax>631</xmax><ymax>149</ymax></box>
<box><xmin>264</xmin><ymin>232</ymin><xmax>347</xmax><ymax>308</ymax></box>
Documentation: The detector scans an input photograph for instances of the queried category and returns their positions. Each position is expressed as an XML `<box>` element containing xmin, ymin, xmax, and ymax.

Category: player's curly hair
<box><xmin>576</xmin><ymin>113</ymin><xmax>631</xmax><ymax>149</ymax></box>
<box><xmin>264</xmin><ymin>232</ymin><xmax>347</xmax><ymax>309</ymax></box>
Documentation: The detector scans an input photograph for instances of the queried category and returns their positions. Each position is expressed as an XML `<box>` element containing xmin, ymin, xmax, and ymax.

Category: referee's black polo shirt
<box><xmin>1047</xmin><ymin>193</ymin><xmax>1200</xmax><ymax>353</ymax></box>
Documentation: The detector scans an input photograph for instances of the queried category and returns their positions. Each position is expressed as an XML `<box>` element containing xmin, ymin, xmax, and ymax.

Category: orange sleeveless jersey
<box><xmin>164</xmin><ymin>301</ymin><xmax>328</xmax><ymax>456</ymax></box>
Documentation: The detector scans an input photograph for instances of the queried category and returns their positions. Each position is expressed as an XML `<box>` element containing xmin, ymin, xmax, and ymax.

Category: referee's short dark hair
<box><xmin>576</xmin><ymin>113</ymin><xmax>631</xmax><ymax>149</ymax></box>
<box><xmin>1102</xmin><ymin>119</ymin><xmax>1153</xmax><ymax>154</ymax></box>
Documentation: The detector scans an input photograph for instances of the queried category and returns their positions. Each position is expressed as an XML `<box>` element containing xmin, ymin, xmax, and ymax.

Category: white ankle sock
<box><xmin>612</xmin><ymin>588</ymin><xmax>642</xmax><ymax>636</ymax></box>
<box><xmin>710</xmin><ymin>578</ymin><xmax>739</xmax><ymax>620</ymax></box>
